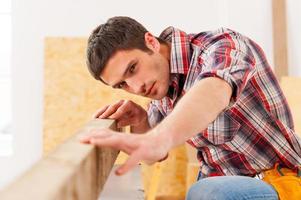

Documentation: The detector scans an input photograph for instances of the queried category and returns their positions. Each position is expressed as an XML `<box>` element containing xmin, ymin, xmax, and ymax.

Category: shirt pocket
<box><xmin>204</xmin><ymin>112</ymin><xmax>241</xmax><ymax>145</ymax></box>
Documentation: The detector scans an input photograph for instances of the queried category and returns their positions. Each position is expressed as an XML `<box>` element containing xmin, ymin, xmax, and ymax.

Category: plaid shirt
<box><xmin>147</xmin><ymin>27</ymin><xmax>301</xmax><ymax>177</ymax></box>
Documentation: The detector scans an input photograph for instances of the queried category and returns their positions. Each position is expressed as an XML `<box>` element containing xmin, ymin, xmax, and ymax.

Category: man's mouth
<box><xmin>145</xmin><ymin>82</ymin><xmax>155</xmax><ymax>96</ymax></box>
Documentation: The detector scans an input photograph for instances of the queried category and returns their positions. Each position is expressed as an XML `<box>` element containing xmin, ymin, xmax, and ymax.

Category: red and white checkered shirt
<box><xmin>147</xmin><ymin>27</ymin><xmax>301</xmax><ymax>177</ymax></box>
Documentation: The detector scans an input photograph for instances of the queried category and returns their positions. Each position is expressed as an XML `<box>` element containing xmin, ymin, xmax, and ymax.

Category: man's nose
<box><xmin>127</xmin><ymin>79</ymin><xmax>146</xmax><ymax>95</ymax></box>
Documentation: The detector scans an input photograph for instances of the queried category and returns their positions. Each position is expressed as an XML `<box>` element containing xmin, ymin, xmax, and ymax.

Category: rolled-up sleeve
<box><xmin>147</xmin><ymin>101</ymin><xmax>164</xmax><ymax>128</ymax></box>
<box><xmin>196</xmin><ymin>33</ymin><xmax>256</xmax><ymax>100</ymax></box>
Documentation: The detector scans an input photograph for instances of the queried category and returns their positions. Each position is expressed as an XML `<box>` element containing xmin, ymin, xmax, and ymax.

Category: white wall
<box><xmin>287</xmin><ymin>0</ymin><xmax>301</xmax><ymax>76</ymax></box>
<box><xmin>1</xmin><ymin>0</ymin><xmax>300</xmax><ymax>189</ymax></box>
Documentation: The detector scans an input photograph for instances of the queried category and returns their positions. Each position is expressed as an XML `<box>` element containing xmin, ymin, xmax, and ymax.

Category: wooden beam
<box><xmin>280</xmin><ymin>77</ymin><xmax>301</xmax><ymax>136</ymax></box>
<box><xmin>272</xmin><ymin>0</ymin><xmax>289</xmax><ymax>79</ymax></box>
<box><xmin>0</xmin><ymin>119</ymin><xmax>119</xmax><ymax>200</ymax></box>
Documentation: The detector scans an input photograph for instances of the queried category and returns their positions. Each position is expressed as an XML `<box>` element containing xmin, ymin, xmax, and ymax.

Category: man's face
<box><xmin>100</xmin><ymin>34</ymin><xmax>170</xmax><ymax>100</ymax></box>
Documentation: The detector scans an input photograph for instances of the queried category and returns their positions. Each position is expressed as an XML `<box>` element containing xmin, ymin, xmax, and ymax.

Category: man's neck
<box><xmin>159</xmin><ymin>42</ymin><xmax>171</xmax><ymax>62</ymax></box>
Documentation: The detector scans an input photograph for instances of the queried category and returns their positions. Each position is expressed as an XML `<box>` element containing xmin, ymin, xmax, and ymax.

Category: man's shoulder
<box><xmin>190</xmin><ymin>27</ymin><xmax>246</xmax><ymax>46</ymax></box>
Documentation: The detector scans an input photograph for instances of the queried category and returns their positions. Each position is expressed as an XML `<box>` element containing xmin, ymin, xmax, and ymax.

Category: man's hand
<box><xmin>78</xmin><ymin>128</ymin><xmax>170</xmax><ymax>175</ymax></box>
<box><xmin>93</xmin><ymin>100</ymin><xmax>150</xmax><ymax>132</ymax></box>
<box><xmin>82</xmin><ymin>77</ymin><xmax>231</xmax><ymax>176</ymax></box>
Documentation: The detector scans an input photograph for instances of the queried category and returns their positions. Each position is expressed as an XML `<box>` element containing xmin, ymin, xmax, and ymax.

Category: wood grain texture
<box><xmin>43</xmin><ymin>37</ymin><xmax>189</xmax><ymax>199</ymax></box>
<box><xmin>272</xmin><ymin>0</ymin><xmax>288</xmax><ymax>79</ymax></box>
<box><xmin>43</xmin><ymin>37</ymin><xmax>150</xmax><ymax>155</ymax></box>
<box><xmin>0</xmin><ymin>119</ymin><xmax>119</xmax><ymax>200</ymax></box>
<box><xmin>280</xmin><ymin>77</ymin><xmax>301</xmax><ymax>135</ymax></box>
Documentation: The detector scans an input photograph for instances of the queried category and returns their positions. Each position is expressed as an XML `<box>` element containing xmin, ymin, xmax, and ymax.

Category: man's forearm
<box><xmin>154</xmin><ymin>77</ymin><xmax>232</xmax><ymax>149</ymax></box>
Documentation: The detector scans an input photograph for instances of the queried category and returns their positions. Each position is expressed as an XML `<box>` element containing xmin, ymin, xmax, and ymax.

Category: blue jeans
<box><xmin>186</xmin><ymin>175</ymin><xmax>279</xmax><ymax>200</ymax></box>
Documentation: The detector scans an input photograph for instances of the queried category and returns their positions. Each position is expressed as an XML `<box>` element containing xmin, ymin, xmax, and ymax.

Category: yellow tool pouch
<box><xmin>262</xmin><ymin>163</ymin><xmax>301</xmax><ymax>200</ymax></box>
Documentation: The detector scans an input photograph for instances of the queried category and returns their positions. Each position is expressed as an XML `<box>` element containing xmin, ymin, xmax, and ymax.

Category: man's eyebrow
<box><xmin>112</xmin><ymin>60</ymin><xmax>135</xmax><ymax>88</ymax></box>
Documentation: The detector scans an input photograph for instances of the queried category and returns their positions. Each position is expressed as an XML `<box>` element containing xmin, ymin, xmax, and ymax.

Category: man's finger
<box><xmin>78</xmin><ymin>128</ymin><xmax>113</xmax><ymax>143</ymax></box>
<box><xmin>78</xmin><ymin>129</ymin><xmax>99</xmax><ymax>143</ymax></box>
<box><xmin>115</xmin><ymin>151</ymin><xmax>141</xmax><ymax>176</ymax></box>
<box><xmin>89</xmin><ymin>136</ymin><xmax>120</xmax><ymax>147</ymax></box>
<box><xmin>89</xmin><ymin>132</ymin><xmax>135</xmax><ymax>155</ymax></box>
<box><xmin>99</xmin><ymin>100</ymin><xmax>125</xmax><ymax>119</ymax></box>
<box><xmin>109</xmin><ymin>104</ymin><xmax>129</xmax><ymax>119</ymax></box>
<box><xmin>92</xmin><ymin>105</ymin><xmax>110</xmax><ymax>119</ymax></box>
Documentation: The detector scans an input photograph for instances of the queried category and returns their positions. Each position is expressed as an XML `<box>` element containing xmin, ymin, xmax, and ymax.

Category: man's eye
<box><xmin>129</xmin><ymin>64</ymin><xmax>136</xmax><ymax>73</ymax></box>
<box><xmin>117</xmin><ymin>81</ymin><xmax>126</xmax><ymax>89</ymax></box>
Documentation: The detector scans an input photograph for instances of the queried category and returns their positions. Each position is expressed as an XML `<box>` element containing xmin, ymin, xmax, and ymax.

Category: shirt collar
<box><xmin>159</xmin><ymin>26</ymin><xmax>191</xmax><ymax>74</ymax></box>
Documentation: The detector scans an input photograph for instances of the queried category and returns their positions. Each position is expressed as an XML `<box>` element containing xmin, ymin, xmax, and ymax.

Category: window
<box><xmin>0</xmin><ymin>0</ymin><xmax>13</xmax><ymax>157</ymax></box>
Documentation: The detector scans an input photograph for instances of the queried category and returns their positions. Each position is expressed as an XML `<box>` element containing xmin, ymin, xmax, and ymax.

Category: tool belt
<box><xmin>262</xmin><ymin>163</ymin><xmax>301</xmax><ymax>200</ymax></box>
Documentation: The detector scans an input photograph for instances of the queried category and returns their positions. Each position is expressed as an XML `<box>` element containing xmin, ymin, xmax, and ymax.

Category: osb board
<box><xmin>43</xmin><ymin>37</ymin><xmax>187</xmax><ymax>198</ymax></box>
<box><xmin>280</xmin><ymin>77</ymin><xmax>301</xmax><ymax>135</ymax></box>
<box><xmin>43</xmin><ymin>37</ymin><xmax>150</xmax><ymax>155</ymax></box>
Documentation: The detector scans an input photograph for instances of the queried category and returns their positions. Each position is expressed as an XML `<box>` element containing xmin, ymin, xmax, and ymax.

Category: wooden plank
<box><xmin>272</xmin><ymin>0</ymin><xmax>289</xmax><ymax>79</ymax></box>
<box><xmin>99</xmin><ymin>165</ymin><xmax>144</xmax><ymax>199</ymax></box>
<box><xmin>281</xmin><ymin>77</ymin><xmax>301</xmax><ymax>135</ymax></box>
<box><xmin>0</xmin><ymin>119</ymin><xmax>119</xmax><ymax>200</ymax></box>
<box><xmin>185</xmin><ymin>144</ymin><xmax>199</xmax><ymax>194</ymax></box>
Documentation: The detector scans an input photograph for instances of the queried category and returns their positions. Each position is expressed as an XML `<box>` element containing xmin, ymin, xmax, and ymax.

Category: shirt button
<box><xmin>209</xmin><ymin>149</ymin><xmax>215</xmax><ymax>154</ymax></box>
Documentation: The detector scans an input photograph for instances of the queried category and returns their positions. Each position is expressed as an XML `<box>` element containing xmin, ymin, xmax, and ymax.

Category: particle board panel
<box><xmin>43</xmin><ymin>37</ymin><xmax>187</xmax><ymax>199</ymax></box>
<box><xmin>43</xmin><ymin>37</ymin><xmax>150</xmax><ymax>155</ymax></box>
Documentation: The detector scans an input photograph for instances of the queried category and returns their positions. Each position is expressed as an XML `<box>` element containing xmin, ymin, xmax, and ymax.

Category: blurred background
<box><xmin>0</xmin><ymin>0</ymin><xmax>301</xmax><ymax>198</ymax></box>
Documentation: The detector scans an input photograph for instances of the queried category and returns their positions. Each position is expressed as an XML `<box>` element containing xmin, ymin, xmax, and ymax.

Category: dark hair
<box><xmin>86</xmin><ymin>16</ymin><xmax>153</xmax><ymax>81</ymax></box>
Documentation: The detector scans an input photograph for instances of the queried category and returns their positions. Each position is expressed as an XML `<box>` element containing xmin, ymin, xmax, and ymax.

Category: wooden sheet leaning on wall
<box><xmin>43</xmin><ymin>38</ymin><xmax>188</xmax><ymax>199</ymax></box>
<box><xmin>280</xmin><ymin>77</ymin><xmax>301</xmax><ymax>135</ymax></box>
<box><xmin>43</xmin><ymin>37</ymin><xmax>150</xmax><ymax>155</ymax></box>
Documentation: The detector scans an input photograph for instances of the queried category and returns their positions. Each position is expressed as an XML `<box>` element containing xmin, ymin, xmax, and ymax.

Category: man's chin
<box><xmin>151</xmin><ymin>90</ymin><xmax>168</xmax><ymax>100</ymax></box>
<box><xmin>152</xmin><ymin>96</ymin><xmax>164</xmax><ymax>100</ymax></box>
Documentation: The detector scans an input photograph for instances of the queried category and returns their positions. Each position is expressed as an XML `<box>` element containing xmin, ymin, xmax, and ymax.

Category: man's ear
<box><xmin>144</xmin><ymin>32</ymin><xmax>160</xmax><ymax>52</ymax></box>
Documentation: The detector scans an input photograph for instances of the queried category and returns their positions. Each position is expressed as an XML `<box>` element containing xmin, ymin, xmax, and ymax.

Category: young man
<box><xmin>80</xmin><ymin>16</ymin><xmax>301</xmax><ymax>200</ymax></box>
